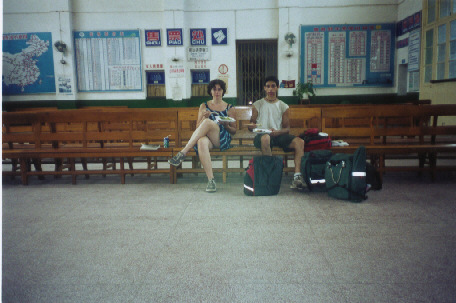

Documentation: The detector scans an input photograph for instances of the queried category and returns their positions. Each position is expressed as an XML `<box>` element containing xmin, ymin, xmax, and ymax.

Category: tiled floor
<box><xmin>2</xmin><ymin>163</ymin><xmax>456</xmax><ymax>302</ymax></box>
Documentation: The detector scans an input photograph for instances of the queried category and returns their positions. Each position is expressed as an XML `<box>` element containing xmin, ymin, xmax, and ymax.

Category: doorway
<box><xmin>236</xmin><ymin>40</ymin><xmax>278</xmax><ymax>105</ymax></box>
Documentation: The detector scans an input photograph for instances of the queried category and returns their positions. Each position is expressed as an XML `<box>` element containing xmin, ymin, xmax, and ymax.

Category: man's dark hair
<box><xmin>207</xmin><ymin>79</ymin><xmax>227</xmax><ymax>96</ymax></box>
<box><xmin>264</xmin><ymin>76</ymin><xmax>279</xmax><ymax>87</ymax></box>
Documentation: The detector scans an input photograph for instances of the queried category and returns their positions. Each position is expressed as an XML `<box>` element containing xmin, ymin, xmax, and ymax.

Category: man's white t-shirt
<box><xmin>253</xmin><ymin>98</ymin><xmax>289</xmax><ymax>130</ymax></box>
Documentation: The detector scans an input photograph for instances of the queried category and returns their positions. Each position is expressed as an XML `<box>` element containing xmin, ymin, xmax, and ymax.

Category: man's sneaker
<box><xmin>290</xmin><ymin>174</ymin><xmax>305</xmax><ymax>189</ymax></box>
<box><xmin>168</xmin><ymin>152</ymin><xmax>185</xmax><ymax>167</ymax></box>
<box><xmin>206</xmin><ymin>179</ymin><xmax>216</xmax><ymax>192</ymax></box>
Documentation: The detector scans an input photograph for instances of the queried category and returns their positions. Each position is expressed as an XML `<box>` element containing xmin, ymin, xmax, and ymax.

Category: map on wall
<box><xmin>2</xmin><ymin>32</ymin><xmax>56</xmax><ymax>95</ymax></box>
<box><xmin>300</xmin><ymin>24</ymin><xmax>395</xmax><ymax>88</ymax></box>
<box><xmin>74</xmin><ymin>30</ymin><xmax>142</xmax><ymax>92</ymax></box>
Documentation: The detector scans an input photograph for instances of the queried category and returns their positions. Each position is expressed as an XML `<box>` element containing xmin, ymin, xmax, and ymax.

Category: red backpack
<box><xmin>299</xmin><ymin>128</ymin><xmax>332</xmax><ymax>152</ymax></box>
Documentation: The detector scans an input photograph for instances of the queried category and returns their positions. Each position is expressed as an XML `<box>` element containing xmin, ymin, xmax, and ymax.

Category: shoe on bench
<box><xmin>168</xmin><ymin>151</ymin><xmax>185</xmax><ymax>167</ymax></box>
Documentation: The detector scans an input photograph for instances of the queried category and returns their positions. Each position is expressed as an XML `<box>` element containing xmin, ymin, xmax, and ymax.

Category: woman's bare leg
<box><xmin>197</xmin><ymin>136</ymin><xmax>216</xmax><ymax>180</ymax></box>
<box><xmin>181</xmin><ymin>119</ymin><xmax>220</xmax><ymax>155</ymax></box>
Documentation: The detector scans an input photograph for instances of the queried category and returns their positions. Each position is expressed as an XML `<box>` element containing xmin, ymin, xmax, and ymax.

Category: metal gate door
<box><xmin>236</xmin><ymin>40</ymin><xmax>278</xmax><ymax>105</ymax></box>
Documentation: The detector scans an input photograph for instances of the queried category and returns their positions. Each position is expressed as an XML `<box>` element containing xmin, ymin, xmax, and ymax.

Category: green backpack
<box><xmin>325</xmin><ymin>146</ymin><xmax>367</xmax><ymax>202</ymax></box>
<box><xmin>301</xmin><ymin>150</ymin><xmax>333</xmax><ymax>191</ymax></box>
<box><xmin>244</xmin><ymin>156</ymin><xmax>283</xmax><ymax>196</ymax></box>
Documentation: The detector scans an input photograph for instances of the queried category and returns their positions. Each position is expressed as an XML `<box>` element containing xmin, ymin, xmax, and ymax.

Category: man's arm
<box><xmin>270</xmin><ymin>108</ymin><xmax>290</xmax><ymax>137</ymax></box>
<box><xmin>248</xmin><ymin>107</ymin><xmax>259</xmax><ymax>131</ymax></box>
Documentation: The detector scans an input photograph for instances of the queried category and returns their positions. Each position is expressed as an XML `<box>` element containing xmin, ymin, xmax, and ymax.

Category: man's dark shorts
<box><xmin>254</xmin><ymin>133</ymin><xmax>296</xmax><ymax>152</ymax></box>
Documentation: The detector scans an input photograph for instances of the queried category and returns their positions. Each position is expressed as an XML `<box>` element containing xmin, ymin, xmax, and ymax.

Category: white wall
<box><xmin>3</xmin><ymin>0</ymin><xmax>423</xmax><ymax>102</ymax></box>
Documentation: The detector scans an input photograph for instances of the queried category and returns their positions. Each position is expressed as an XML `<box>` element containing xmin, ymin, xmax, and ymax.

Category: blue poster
<box><xmin>167</xmin><ymin>28</ymin><xmax>183</xmax><ymax>46</ymax></box>
<box><xmin>191</xmin><ymin>71</ymin><xmax>210</xmax><ymax>84</ymax></box>
<box><xmin>190</xmin><ymin>28</ymin><xmax>206</xmax><ymax>45</ymax></box>
<box><xmin>2</xmin><ymin>32</ymin><xmax>56</xmax><ymax>95</ymax></box>
<box><xmin>145</xmin><ymin>30</ymin><xmax>161</xmax><ymax>47</ymax></box>
<box><xmin>147</xmin><ymin>71</ymin><xmax>165</xmax><ymax>84</ymax></box>
<box><xmin>211</xmin><ymin>28</ymin><xmax>228</xmax><ymax>45</ymax></box>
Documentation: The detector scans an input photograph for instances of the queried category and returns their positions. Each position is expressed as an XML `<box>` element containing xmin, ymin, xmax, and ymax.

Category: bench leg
<box><xmin>429</xmin><ymin>152</ymin><xmax>437</xmax><ymax>182</ymax></box>
<box><xmin>170</xmin><ymin>165</ymin><xmax>176</xmax><ymax>184</ymax></box>
<box><xmin>20</xmin><ymin>158</ymin><xmax>29</xmax><ymax>185</ymax></box>
<box><xmin>120</xmin><ymin>157</ymin><xmax>126</xmax><ymax>184</ymax></box>
<box><xmin>81</xmin><ymin>158</ymin><xmax>90</xmax><ymax>179</ymax></box>
<box><xmin>284</xmin><ymin>156</ymin><xmax>289</xmax><ymax>176</ymax></box>
<box><xmin>377</xmin><ymin>154</ymin><xmax>385</xmax><ymax>185</ymax></box>
<box><xmin>191</xmin><ymin>156</ymin><xmax>200</xmax><ymax>176</ymax></box>
<box><xmin>146</xmin><ymin>156</ymin><xmax>152</xmax><ymax>177</ymax></box>
<box><xmin>70</xmin><ymin>158</ymin><xmax>77</xmax><ymax>185</ymax></box>
<box><xmin>54</xmin><ymin>158</ymin><xmax>63</xmax><ymax>178</ymax></box>
<box><xmin>11</xmin><ymin>158</ymin><xmax>18</xmax><ymax>180</ymax></box>
<box><xmin>223</xmin><ymin>155</ymin><xmax>228</xmax><ymax>183</ymax></box>
<box><xmin>240</xmin><ymin>156</ymin><xmax>244</xmax><ymax>176</ymax></box>
<box><xmin>32</xmin><ymin>158</ymin><xmax>45</xmax><ymax>180</ymax></box>
<box><xmin>128</xmin><ymin>157</ymin><xmax>134</xmax><ymax>176</ymax></box>
<box><xmin>416</xmin><ymin>153</ymin><xmax>424</xmax><ymax>178</ymax></box>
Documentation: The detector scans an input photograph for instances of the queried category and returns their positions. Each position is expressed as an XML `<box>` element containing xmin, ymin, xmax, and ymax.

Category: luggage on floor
<box><xmin>299</xmin><ymin>128</ymin><xmax>332</xmax><ymax>152</ymax></box>
<box><xmin>301</xmin><ymin>149</ymin><xmax>333</xmax><ymax>191</ymax></box>
<box><xmin>325</xmin><ymin>146</ymin><xmax>367</xmax><ymax>202</ymax></box>
<box><xmin>244</xmin><ymin>156</ymin><xmax>283</xmax><ymax>196</ymax></box>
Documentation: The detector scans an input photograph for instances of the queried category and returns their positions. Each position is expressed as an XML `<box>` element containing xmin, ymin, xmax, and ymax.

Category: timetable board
<box><xmin>74</xmin><ymin>30</ymin><xmax>142</xmax><ymax>92</ymax></box>
<box><xmin>300</xmin><ymin>24</ymin><xmax>395</xmax><ymax>88</ymax></box>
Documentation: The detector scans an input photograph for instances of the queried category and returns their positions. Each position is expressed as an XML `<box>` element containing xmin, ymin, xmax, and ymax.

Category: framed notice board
<box><xmin>74</xmin><ymin>30</ymin><xmax>142</xmax><ymax>92</ymax></box>
<box><xmin>300</xmin><ymin>23</ymin><xmax>395</xmax><ymax>88</ymax></box>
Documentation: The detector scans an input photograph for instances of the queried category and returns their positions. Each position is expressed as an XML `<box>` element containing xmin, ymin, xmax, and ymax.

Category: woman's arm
<box><xmin>224</xmin><ymin>106</ymin><xmax>237</xmax><ymax>135</ymax></box>
<box><xmin>196</xmin><ymin>103</ymin><xmax>210</xmax><ymax>128</ymax></box>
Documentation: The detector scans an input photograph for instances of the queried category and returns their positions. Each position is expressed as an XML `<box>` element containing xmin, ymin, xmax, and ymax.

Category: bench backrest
<box><xmin>321</xmin><ymin>105</ymin><xmax>424</xmax><ymax>144</ymax></box>
<box><xmin>288</xmin><ymin>107</ymin><xmax>322</xmax><ymax>135</ymax></box>
<box><xmin>3</xmin><ymin>109</ymin><xmax>179</xmax><ymax>149</ymax></box>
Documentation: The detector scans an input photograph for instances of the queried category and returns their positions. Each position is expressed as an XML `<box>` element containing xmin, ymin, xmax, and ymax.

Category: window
<box><xmin>425</xmin><ymin>29</ymin><xmax>434</xmax><ymax>82</ymax></box>
<box><xmin>191</xmin><ymin>70</ymin><xmax>210</xmax><ymax>97</ymax></box>
<box><xmin>437</xmin><ymin>24</ymin><xmax>447</xmax><ymax>79</ymax></box>
<box><xmin>440</xmin><ymin>0</ymin><xmax>451</xmax><ymax>17</ymax></box>
<box><xmin>428</xmin><ymin>0</ymin><xmax>436</xmax><ymax>23</ymax></box>
<box><xmin>146</xmin><ymin>71</ymin><xmax>166</xmax><ymax>98</ymax></box>
<box><xmin>450</xmin><ymin>20</ymin><xmax>456</xmax><ymax>78</ymax></box>
<box><xmin>423</xmin><ymin>0</ymin><xmax>456</xmax><ymax>82</ymax></box>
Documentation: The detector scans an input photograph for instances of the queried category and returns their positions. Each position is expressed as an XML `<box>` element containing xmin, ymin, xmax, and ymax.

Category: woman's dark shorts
<box><xmin>253</xmin><ymin>133</ymin><xmax>296</xmax><ymax>152</ymax></box>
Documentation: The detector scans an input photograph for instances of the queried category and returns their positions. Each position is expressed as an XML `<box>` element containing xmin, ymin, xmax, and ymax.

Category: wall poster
<box><xmin>74</xmin><ymin>30</ymin><xmax>142</xmax><ymax>92</ymax></box>
<box><xmin>300</xmin><ymin>23</ymin><xmax>395</xmax><ymax>87</ymax></box>
<box><xmin>2</xmin><ymin>32</ymin><xmax>56</xmax><ymax>95</ymax></box>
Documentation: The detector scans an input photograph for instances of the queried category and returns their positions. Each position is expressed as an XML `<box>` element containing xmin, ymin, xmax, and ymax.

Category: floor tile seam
<box><xmin>148</xmin><ymin>189</ymin><xmax>199</xmax><ymax>255</ymax></box>
<box><xmin>309</xmin><ymin>226</ymin><xmax>340</xmax><ymax>285</ymax></box>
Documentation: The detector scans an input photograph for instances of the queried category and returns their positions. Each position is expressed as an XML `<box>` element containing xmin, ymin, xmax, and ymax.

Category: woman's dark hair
<box><xmin>264</xmin><ymin>76</ymin><xmax>279</xmax><ymax>87</ymax></box>
<box><xmin>207</xmin><ymin>79</ymin><xmax>227</xmax><ymax>96</ymax></box>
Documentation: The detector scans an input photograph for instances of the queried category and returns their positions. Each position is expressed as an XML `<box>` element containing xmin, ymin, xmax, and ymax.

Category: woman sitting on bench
<box><xmin>168</xmin><ymin>79</ymin><xmax>236</xmax><ymax>192</ymax></box>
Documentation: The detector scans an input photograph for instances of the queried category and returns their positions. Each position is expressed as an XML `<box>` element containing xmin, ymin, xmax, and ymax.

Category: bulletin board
<box><xmin>300</xmin><ymin>23</ymin><xmax>396</xmax><ymax>88</ymax></box>
<box><xmin>74</xmin><ymin>30</ymin><xmax>142</xmax><ymax>92</ymax></box>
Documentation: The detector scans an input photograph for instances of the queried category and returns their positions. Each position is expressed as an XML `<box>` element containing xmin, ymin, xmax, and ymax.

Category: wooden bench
<box><xmin>172</xmin><ymin>106</ymin><xmax>322</xmax><ymax>183</ymax></box>
<box><xmin>2</xmin><ymin>109</ymin><xmax>178</xmax><ymax>184</ymax></box>
<box><xmin>4</xmin><ymin>103</ymin><xmax>455</xmax><ymax>185</ymax></box>
<box><xmin>321</xmin><ymin>104</ymin><xmax>456</xmax><ymax>180</ymax></box>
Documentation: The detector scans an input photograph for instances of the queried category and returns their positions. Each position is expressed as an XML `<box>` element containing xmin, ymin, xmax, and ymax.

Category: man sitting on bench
<box><xmin>248</xmin><ymin>76</ymin><xmax>306</xmax><ymax>189</ymax></box>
